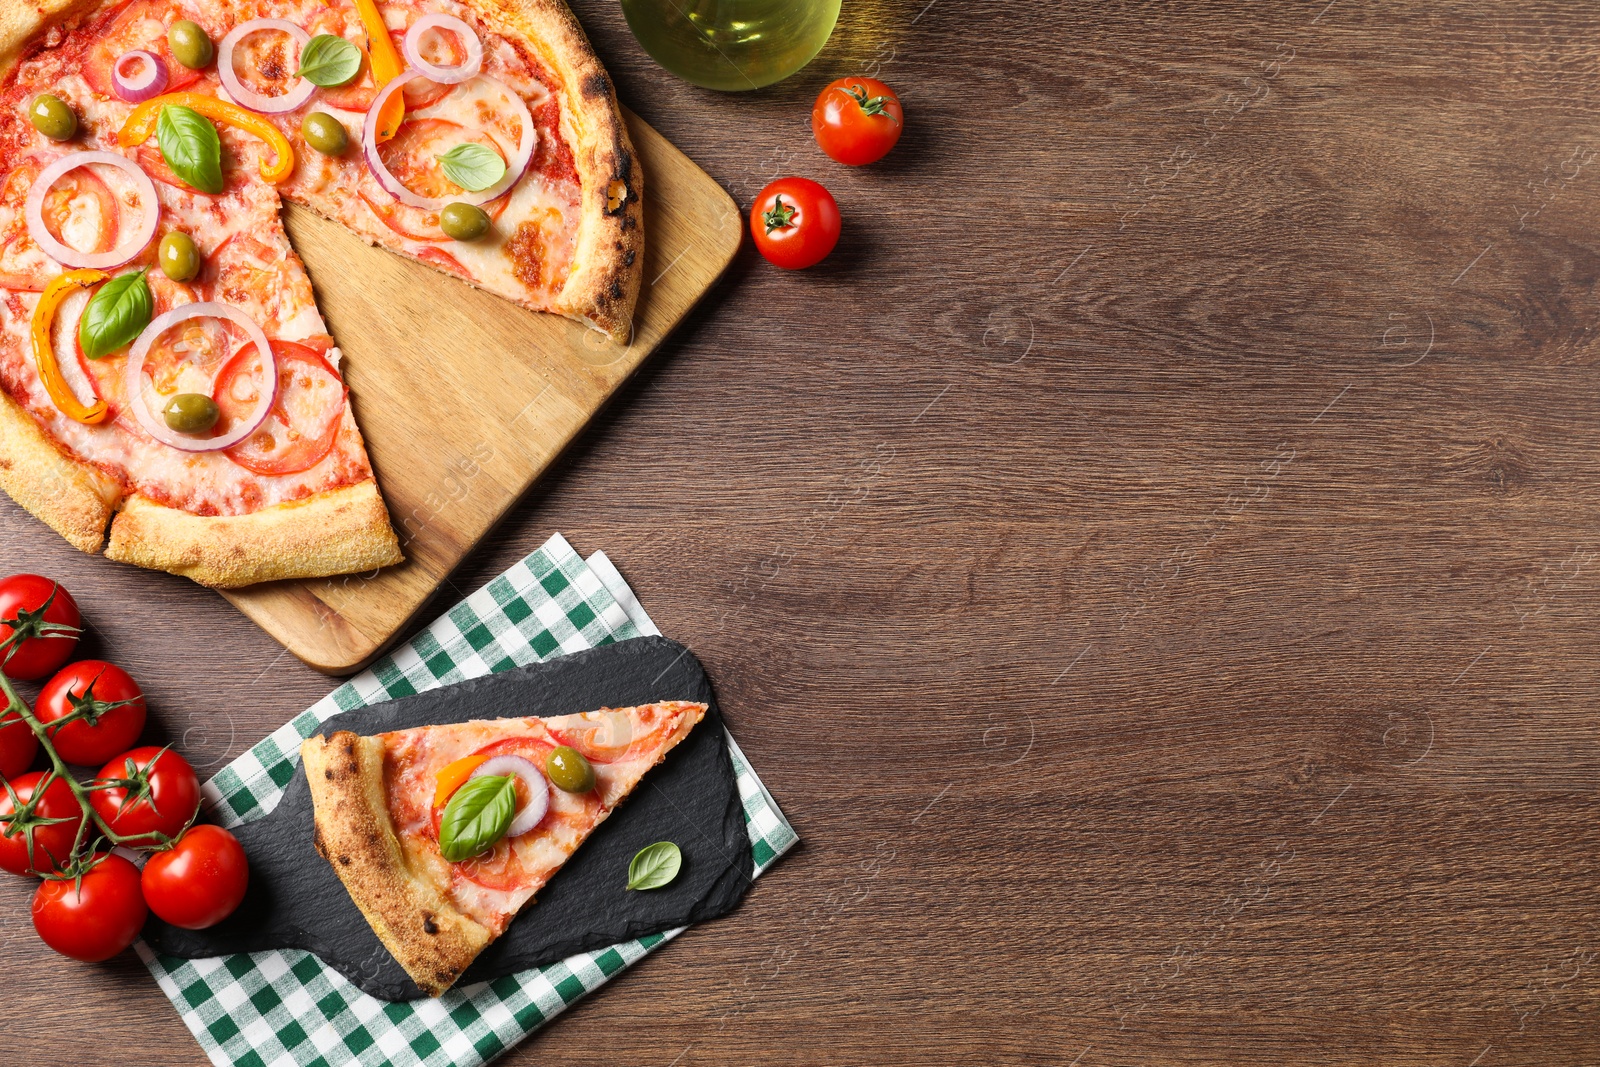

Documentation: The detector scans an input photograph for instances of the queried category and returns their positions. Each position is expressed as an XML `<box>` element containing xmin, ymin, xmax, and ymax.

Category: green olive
<box><xmin>440</xmin><ymin>201</ymin><xmax>490</xmax><ymax>241</ymax></box>
<box><xmin>301</xmin><ymin>112</ymin><xmax>348</xmax><ymax>157</ymax></box>
<box><xmin>29</xmin><ymin>94</ymin><xmax>77</xmax><ymax>142</ymax></box>
<box><xmin>162</xmin><ymin>393</ymin><xmax>219</xmax><ymax>434</ymax></box>
<box><xmin>158</xmin><ymin>231</ymin><xmax>200</xmax><ymax>282</ymax></box>
<box><xmin>168</xmin><ymin>20</ymin><xmax>214</xmax><ymax>70</ymax></box>
<box><xmin>546</xmin><ymin>746</ymin><xmax>595</xmax><ymax>793</ymax></box>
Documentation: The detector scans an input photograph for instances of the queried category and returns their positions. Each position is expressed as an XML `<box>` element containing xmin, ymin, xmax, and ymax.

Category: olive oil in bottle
<box><xmin>620</xmin><ymin>0</ymin><xmax>842</xmax><ymax>91</ymax></box>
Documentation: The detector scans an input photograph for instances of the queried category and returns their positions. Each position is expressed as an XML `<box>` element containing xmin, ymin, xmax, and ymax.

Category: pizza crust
<box><xmin>475</xmin><ymin>0</ymin><xmax>645</xmax><ymax>342</ymax></box>
<box><xmin>104</xmin><ymin>479</ymin><xmax>403</xmax><ymax>588</ymax></box>
<box><xmin>302</xmin><ymin>730</ymin><xmax>493</xmax><ymax>998</ymax></box>
<box><xmin>0</xmin><ymin>0</ymin><xmax>103</xmax><ymax>79</ymax></box>
<box><xmin>0</xmin><ymin>384</ymin><xmax>119</xmax><ymax>551</ymax></box>
<box><xmin>0</xmin><ymin>0</ymin><xmax>633</xmax><ymax>582</ymax></box>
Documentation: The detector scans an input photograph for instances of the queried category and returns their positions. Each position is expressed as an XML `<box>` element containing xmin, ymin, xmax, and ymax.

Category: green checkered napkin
<box><xmin>136</xmin><ymin>533</ymin><xmax>798</xmax><ymax>1067</ymax></box>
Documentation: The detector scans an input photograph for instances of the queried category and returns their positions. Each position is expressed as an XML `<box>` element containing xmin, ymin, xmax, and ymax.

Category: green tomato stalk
<box><xmin>0</xmin><ymin>614</ymin><xmax>185</xmax><ymax>880</ymax></box>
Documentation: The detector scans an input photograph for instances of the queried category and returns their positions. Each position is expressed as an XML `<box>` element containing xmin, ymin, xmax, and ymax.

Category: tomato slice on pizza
<box><xmin>0</xmin><ymin>0</ymin><xmax>644</xmax><ymax>587</ymax></box>
<box><xmin>302</xmin><ymin>701</ymin><xmax>704</xmax><ymax>996</ymax></box>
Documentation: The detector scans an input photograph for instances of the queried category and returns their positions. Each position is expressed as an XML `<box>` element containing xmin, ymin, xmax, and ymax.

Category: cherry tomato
<box><xmin>812</xmin><ymin>77</ymin><xmax>905</xmax><ymax>166</ymax></box>
<box><xmin>0</xmin><ymin>710</ymin><xmax>38</xmax><ymax>780</ymax></box>
<box><xmin>91</xmin><ymin>747</ymin><xmax>200</xmax><ymax>846</ymax></box>
<box><xmin>142</xmin><ymin>824</ymin><xmax>249</xmax><ymax>929</ymax></box>
<box><xmin>750</xmin><ymin>177</ymin><xmax>841</xmax><ymax>270</ymax></box>
<box><xmin>0</xmin><ymin>771</ymin><xmax>85</xmax><ymax>876</ymax></box>
<box><xmin>32</xmin><ymin>852</ymin><xmax>147</xmax><ymax>961</ymax></box>
<box><xmin>35</xmin><ymin>661</ymin><xmax>147</xmax><ymax>767</ymax></box>
<box><xmin>0</xmin><ymin>575</ymin><xmax>80</xmax><ymax>681</ymax></box>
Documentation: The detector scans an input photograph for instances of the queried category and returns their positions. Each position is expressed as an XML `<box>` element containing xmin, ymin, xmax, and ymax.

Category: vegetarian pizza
<box><xmin>303</xmin><ymin>700</ymin><xmax>704</xmax><ymax>996</ymax></box>
<box><xmin>0</xmin><ymin>0</ymin><xmax>643</xmax><ymax>587</ymax></box>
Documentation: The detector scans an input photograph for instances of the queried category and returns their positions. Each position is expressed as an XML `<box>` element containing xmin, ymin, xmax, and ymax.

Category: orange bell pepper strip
<box><xmin>116</xmin><ymin>92</ymin><xmax>295</xmax><ymax>184</ymax></box>
<box><xmin>433</xmin><ymin>754</ymin><xmax>491</xmax><ymax>809</ymax></box>
<box><xmin>33</xmin><ymin>270</ymin><xmax>109</xmax><ymax>425</ymax></box>
<box><xmin>354</xmin><ymin>0</ymin><xmax>406</xmax><ymax>142</ymax></box>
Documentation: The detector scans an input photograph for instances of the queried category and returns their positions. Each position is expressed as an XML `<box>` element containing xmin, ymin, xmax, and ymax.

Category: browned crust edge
<box><xmin>0</xmin><ymin>385</ymin><xmax>120</xmax><ymax>552</ymax></box>
<box><xmin>0</xmin><ymin>0</ymin><xmax>107</xmax><ymax>80</ymax></box>
<box><xmin>104</xmin><ymin>479</ymin><xmax>403</xmax><ymax>588</ymax></box>
<box><xmin>302</xmin><ymin>731</ymin><xmax>493</xmax><ymax>998</ymax></box>
<box><xmin>477</xmin><ymin>0</ymin><xmax>645</xmax><ymax>342</ymax></box>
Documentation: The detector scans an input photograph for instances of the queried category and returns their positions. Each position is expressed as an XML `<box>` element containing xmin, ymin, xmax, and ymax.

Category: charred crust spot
<box><xmin>605</xmin><ymin>179</ymin><xmax>629</xmax><ymax>214</ymax></box>
<box><xmin>338</xmin><ymin>854</ymin><xmax>351</xmax><ymax>866</ymax></box>
<box><xmin>582</xmin><ymin>72</ymin><xmax>610</xmax><ymax>100</ymax></box>
<box><xmin>609</xmin><ymin>280</ymin><xmax>623</xmax><ymax>299</ymax></box>
<box><xmin>623</xmin><ymin>250</ymin><xmax>636</xmax><ymax>267</ymax></box>
<box><xmin>423</xmin><ymin>915</ymin><xmax>439</xmax><ymax>935</ymax></box>
<box><xmin>324</xmin><ymin>768</ymin><xmax>334</xmax><ymax>779</ymax></box>
<box><xmin>620</xmin><ymin>213</ymin><xmax>637</xmax><ymax>231</ymax></box>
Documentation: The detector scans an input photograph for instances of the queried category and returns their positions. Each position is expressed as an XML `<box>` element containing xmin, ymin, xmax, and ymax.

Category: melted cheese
<box><xmin>381</xmin><ymin>705</ymin><xmax>698</xmax><ymax>931</ymax></box>
<box><xmin>0</xmin><ymin>0</ymin><xmax>582</xmax><ymax>517</ymax></box>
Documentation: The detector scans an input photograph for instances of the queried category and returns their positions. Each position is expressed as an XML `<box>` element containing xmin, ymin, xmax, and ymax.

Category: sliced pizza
<box><xmin>0</xmin><ymin>0</ymin><xmax>643</xmax><ymax>585</ymax></box>
<box><xmin>301</xmin><ymin>700</ymin><xmax>704</xmax><ymax>996</ymax></box>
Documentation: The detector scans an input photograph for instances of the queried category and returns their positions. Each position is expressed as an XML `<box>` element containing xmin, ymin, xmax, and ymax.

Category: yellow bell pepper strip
<box><xmin>354</xmin><ymin>0</ymin><xmax>406</xmax><ymax>142</ymax></box>
<box><xmin>433</xmin><ymin>754</ymin><xmax>491</xmax><ymax>809</ymax></box>
<box><xmin>116</xmin><ymin>92</ymin><xmax>295</xmax><ymax>184</ymax></box>
<box><xmin>32</xmin><ymin>270</ymin><xmax>109</xmax><ymax>425</ymax></box>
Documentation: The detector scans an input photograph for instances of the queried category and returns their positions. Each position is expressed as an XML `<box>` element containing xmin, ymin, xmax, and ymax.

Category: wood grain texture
<box><xmin>3</xmin><ymin>0</ymin><xmax>1600</xmax><ymax>1063</ymax></box>
<box><xmin>220</xmin><ymin>110</ymin><xmax>741</xmax><ymax>672</ymax></box>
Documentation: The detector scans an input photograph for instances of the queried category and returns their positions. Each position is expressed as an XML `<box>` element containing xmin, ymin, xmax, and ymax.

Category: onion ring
<box><xmin>468</xmin><ymin>755</ymin><xmax>549</xmax><ymax>837</ymax></box>
<box><xmin>126</xmin><ymin>303</ymin><xmax>277</xmax><ymax>453</ymax></box>
<box><xmin>362</xmin><ymin>72</ymin><xmax>535</xmax><ymax>209</ymax></box>
<box><xmin>218</xmin><ymin>19</ymin><xmax>316</xmax><ymax>114</ymax></box>
<box><xmin>112</xmin><ymin>50</ymin><xmax>170</xmax><ymax>103</ymax></box>
<box><xmin>24</xmin><ymin>151</ymin><xmax>159</xmax><ymax>270</ymax></box>
<box><xmin>402</xmin><ymin>14</ymin><xmax>483</xmax><ymax>84</ymax></box>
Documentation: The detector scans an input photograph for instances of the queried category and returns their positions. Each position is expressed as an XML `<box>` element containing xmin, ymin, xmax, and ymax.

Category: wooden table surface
<box><xmin>5</xmin><ymin>1</ymin><xmax>1600</xmax><ymax>1063</ymax></box>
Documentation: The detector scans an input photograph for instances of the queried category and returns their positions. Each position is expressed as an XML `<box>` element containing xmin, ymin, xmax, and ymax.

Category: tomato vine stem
<box><xmin>0</xmin><ymin>649</ymin><xmax>178</xmax><ymax>878</ymax></box>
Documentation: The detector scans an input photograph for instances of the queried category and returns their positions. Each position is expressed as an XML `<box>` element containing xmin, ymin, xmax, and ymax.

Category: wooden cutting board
<box><xmin>221</xmin><ymin>110</ymin><xmax>741</xmax><ymax>673</ymax></box>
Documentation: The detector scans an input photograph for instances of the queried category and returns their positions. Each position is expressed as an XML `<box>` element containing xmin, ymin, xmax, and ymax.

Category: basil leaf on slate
<box><xmin>79</xmin><ymin>268</ymin><xmax>152</xmax><ymax>360</ymax></box>
<box><xmin>627</xmin><ymin>841</ymin><xmax>682</xmax><ymax>891</ymax></box>
<box><xmin>438</xmin><ymin>142</ymin><xmax>506</xmax><ymax>193</ymax></box>
<box><xmin>158</xmin><ymin>105</ymin><xmax>223</xmax><ymax>194</ymax></box>
<box><xmin>295</xmin><ymin>34</ymin><xmax>363</xmax><ymax>87</ymax></box>
<box><xmin>438</xmin><ymin>774</ymin><xmax>517</xmax><ymax>862</ymax></box>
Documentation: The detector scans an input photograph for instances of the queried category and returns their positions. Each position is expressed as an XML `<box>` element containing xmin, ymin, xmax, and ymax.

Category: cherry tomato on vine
<box><xmin>91</xmin><ymin>747</ymin><xmax>200</xmax><ymax>845</ymax></box>
<box><xmin>0</xmin><ymin>574</ymin><xmax>80</xmax><ymax>681</ymax></box>
<box><xmin>812</xmin><ymin>77</ymin><xmax>904</xmax><ymax>166</ymax></box>
<box><xmin>0</xmin><ymin>709</ymin><xmax>38</xmax><ymax>780</ymax></box>
<box><xmin>0</xmin><ymin>771</ymin><xmax>85</xmax><ymax>876</ymax></box>
<box><xmin>36</xmin><ymin>661</ymin><xmax>147</xmax><ymax>766</ymax></box>
<box><xmin>32</xmin><ymin>852</ymin><xmax>147</xmax><ymax>961</ymax></box>
<box><xmin>142</xmin><ymin>824</ymin><xmax>249</xmax><ymax>929</ymax></box>
<box><xmin>750</xmin><ymin>177</ymin><xmax>841</xmax><ymax>270</ymax></box>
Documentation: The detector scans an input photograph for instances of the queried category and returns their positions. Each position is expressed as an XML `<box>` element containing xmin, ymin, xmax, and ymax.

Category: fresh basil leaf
<box><xmin>626</xmin><ymin>841</ymin><xmax>682</xmax><ymax>891</ymax></box>
<box><xmin>295</xmin><ymin>34</ymin><xmax>362</xmax><ymax>87</ymax></box>
<box><xmin>438</xmin><ymin>142</ymin><xmax>506</xmax><ymax>193</ymax></box>
<box><xmin>158</xmin><ymin>105</ymin><xmax>223</xmax><ymax>194</ymax></box>
<box><xmin>79</xmin><ymin>269</ymin><xmax>152</xmax><ymax>360</ymax></box>
<box><xmin>438</xmin><ymin>774</ymin><xmax>516</xmax><ymax>862</ymax></box>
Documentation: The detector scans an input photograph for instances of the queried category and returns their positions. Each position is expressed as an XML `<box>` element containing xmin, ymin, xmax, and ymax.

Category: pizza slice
<box><xmin>302</xmin><ymin>700</ymin><xmax>705</xmax><ymax>996</ymax></box>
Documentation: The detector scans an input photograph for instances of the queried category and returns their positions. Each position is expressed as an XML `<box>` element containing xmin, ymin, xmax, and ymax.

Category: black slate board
<box><xmin>142</xmin><ymin>637</ymin><xmax>754</xmax><ymax>1000</ymax></box>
